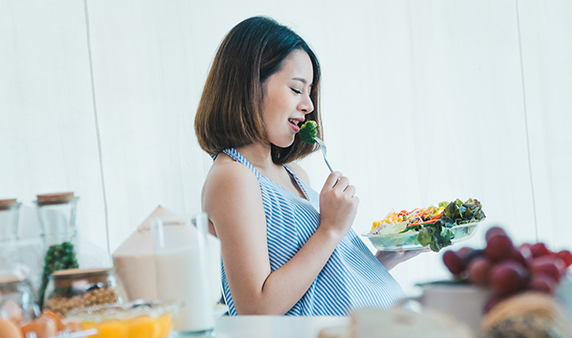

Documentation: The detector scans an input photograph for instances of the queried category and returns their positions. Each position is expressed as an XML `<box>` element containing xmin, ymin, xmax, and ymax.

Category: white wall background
<box><xmin>1</xmin><ymin>0</ymin><xmax>571</xmax><ymax>295</ymax></box>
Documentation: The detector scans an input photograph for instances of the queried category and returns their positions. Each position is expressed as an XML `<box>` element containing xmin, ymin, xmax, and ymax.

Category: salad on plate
<box><xmin>364</xmin><ymin>198</ymin><xmax>486</xmax><ymax>252</ymax></box>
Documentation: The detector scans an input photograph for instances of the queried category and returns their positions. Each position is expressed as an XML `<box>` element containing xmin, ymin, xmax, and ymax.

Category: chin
<box><xmin>273</xmin><ymin>143</ymin><xmax>294</xmax><ymax>150</ymax></box>
<box><xmin>271</xmin><ymin>137</ymin><xmax>295</xmax><ymax>149</ymax></box>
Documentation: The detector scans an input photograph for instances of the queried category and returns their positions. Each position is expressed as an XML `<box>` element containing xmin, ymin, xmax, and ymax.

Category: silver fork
<box><xmin>314</xmin><ymin>137</ymin><xmax>333</xmax><ymax>173</ymax></box>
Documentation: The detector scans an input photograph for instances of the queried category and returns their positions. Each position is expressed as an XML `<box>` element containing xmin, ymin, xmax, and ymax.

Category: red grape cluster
<box><xmin>442</xmin><ymin>226</ymin><xmax>572</xmax><ymax>312</ymax></box>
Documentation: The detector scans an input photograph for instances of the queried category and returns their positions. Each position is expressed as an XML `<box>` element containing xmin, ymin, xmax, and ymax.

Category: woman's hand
<box><xmin>205</xmin><ymin>162</ymin><xmax>358</xmax><ymax>315</ymax></box>
<box><xmin>375</xmin><ymin>248</ymin><xmax>429</xmax><ymax>271</ymax></box>
<box><xmin>318</xmin><ymin>171</ymin><xmax>359</xmax><ymax>239</ymax></box>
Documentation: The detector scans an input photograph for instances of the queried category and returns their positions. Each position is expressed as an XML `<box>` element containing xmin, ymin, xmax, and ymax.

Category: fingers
<box><xmin>333</xmin><ymin>176</ymin><xmax>350</xmax><ymax>191</ymax></box>
<box><xmin>325</xmin><ymin>172</ymin><xmax>357</xmax><ymax>198</ymax></box>
<box><xmin>319</xmin><ymin>171</ymin><xmax>360</xmax><ymax>239</ymax></box>
<box><xmin>399</xmin><ymin>248</ymin><xmax>428</xmax><ymax>260</ymax></box>
<box><xmin>344</xmin><ymin>185</ymin><xmax>356</xmax><ymax>198</ymax></box>
<box><xmin>324</xmin><ymin>171</ymin><xmax>343</xmax><ymax>188</ymax></box>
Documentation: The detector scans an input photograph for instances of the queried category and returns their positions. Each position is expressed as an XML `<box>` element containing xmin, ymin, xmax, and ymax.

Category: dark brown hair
<box><xmin>194</xmin><ymin>16</ymin><xmax>322</xmax><ymax>164</ymax></box>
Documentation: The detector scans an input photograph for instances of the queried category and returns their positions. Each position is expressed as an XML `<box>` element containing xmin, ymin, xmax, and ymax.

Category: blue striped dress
<box><xmin>220</xmin><ymin>148</ymin><xmax>406</xmax><ymax>316</ymax></box>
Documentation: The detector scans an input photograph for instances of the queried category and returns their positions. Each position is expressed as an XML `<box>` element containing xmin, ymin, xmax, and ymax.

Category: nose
<box><xmin>299</xmin><ymin>94</ymin><xmax>314</xmax><ymax>114</ymax></box>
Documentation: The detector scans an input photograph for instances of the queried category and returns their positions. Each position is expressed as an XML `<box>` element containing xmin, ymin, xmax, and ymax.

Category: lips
<box><xmin>288</xmin><ymin>119</ymin><xmax>300</xmax><ymax>132</ymax></box>
<box><xmin>288</xmin><ymin>118</ymin><xmax>304</xmax><ymax>133</ymax></box>
<box><xmin>288</xmin><ymin>118</ymin><xmax>302</xmax><ymax>126</ymax></box>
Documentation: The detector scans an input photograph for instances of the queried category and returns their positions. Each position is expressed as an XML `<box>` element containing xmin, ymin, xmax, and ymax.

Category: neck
<box><xmin>235</xmin><ymin>142</ymin><xmax>277</xmax><ymax>170</ymax></box>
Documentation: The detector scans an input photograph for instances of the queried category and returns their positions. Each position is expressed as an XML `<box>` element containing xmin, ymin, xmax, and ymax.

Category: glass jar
<box><xmin>43</xmin><ymin>267</ymin><xmax>127</xmax><ymax>318</ymax></box>
<box><xmin>67</xmin><ymin>300</ymin><xmax>180</xmax><ymax>338</ymax></box>
<box><xmin>0</xmin><ymin>199</ymin><xmax>20</xmax><ymax>242</ymax></box>
<box><xmin>35</xmin><ymin>192</ymin><xmax>80</xmax><ymax>308</ymax></box>
<box><xmin>0</xmin><ymin>275</ymin><xmax>39</xmax><ymax>324</ymax></box>
<box><xmin>0</xmin><ymin>199</ymin><xmax>24</xmax><ymax>279</ymax></box>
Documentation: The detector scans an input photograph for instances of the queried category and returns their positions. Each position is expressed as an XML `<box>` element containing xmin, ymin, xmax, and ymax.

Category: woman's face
<box><xmin>261</xmin><ymin>49</ymin><xmax>314</xmax><ymax>149</ymax></box>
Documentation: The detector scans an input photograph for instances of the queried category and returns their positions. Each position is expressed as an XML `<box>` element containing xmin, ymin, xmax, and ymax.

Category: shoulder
<box><xmin>202</xmin><ymin>153</ymin><xmax>268</xmax><ymax>245</ymax></box>
<box><xmin>286</xmin><ymin>162</ymin><xmax>311</xmax><ymax>186</ymax></box>
<box><xmin>203</xmin><ymin>153</ymin><xmax>260</xmax><ymax>201</ymax></box>
<box><xmin>202</xmin><ymin>153</ymin><xmax>266</xmax><ymax>233</ymax></box>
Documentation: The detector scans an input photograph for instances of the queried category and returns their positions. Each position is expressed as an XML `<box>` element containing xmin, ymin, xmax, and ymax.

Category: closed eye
<box><xmin>291</xmin><ymin>88</ymin><xmax>302</xmax><ymax>95</ymax></box>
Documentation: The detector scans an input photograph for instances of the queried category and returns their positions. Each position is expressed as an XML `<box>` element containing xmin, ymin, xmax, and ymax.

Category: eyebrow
<box><xmin>292</xmin><ymin>77</ymin><xmax>313</xmax><ymax>87</ymax></box>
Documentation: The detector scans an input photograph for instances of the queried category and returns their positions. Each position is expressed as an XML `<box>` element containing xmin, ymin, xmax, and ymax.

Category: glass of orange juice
<box><xmin>67</xmin><ymin>300</ymin><xmax>179</xmax><ymax>338</ymax></box>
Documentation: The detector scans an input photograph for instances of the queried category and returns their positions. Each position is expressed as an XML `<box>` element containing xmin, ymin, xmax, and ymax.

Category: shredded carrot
<box><xmin>372</xmin><ymin>205</ymin><xmax>445</xmax><ymax>230</ymax></box>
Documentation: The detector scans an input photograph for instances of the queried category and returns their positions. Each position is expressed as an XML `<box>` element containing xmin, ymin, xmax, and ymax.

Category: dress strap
<box><xmin>283</xmin><ymin>165</ymin><xmax>309</xmax><ymax>200</ymax></box>
<box><xmin>221</xmin><ymin>148</ymin><xmax>261</xmax><ymax>179</ymax></box>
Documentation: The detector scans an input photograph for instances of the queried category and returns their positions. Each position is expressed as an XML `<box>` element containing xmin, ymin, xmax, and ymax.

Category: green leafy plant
<box><xmin>39</xmin><ymin>241</ymin><xmax>79</xmax><ymax>308</ymax></box>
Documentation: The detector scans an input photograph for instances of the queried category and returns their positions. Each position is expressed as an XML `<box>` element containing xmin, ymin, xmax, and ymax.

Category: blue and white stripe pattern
<box><xmin>220</xmin><ymin>148</ymin><xmax>406</xmax><ymax>316</ymax></box>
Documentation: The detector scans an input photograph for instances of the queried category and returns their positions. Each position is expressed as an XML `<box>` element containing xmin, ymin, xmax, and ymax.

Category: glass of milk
<box><xmin>151</xmin><ymin>212</ymin><xmax>216</xmax><ymax>337</ymax></box>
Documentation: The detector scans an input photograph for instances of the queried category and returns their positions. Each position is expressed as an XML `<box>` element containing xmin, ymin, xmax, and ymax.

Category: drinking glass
<box><xmin>151</xmin><ymin>212</ymin><xmax>216</xmax><ymax>337</ymax></box>
<box><xmin>0</xmin><ymin>199</ymin><xmax>22</xmax><ymax>277</ymax></box>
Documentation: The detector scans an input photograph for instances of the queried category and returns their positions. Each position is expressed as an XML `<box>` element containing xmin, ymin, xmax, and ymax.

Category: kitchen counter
<box><xmin>213</xmin><ymin>315</ymin><xmax>350</xmax><ymax>338</ymax></box>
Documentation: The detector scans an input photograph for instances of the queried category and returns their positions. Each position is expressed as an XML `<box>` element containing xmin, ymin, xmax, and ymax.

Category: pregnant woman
<box><xmin>195</xmin><ymin>16</ymin><xmax>422</xmax><ymax>316</ymax></box>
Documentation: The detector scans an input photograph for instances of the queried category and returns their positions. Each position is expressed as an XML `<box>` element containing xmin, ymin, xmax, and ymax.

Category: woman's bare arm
<box><xmin>203</xmin><ymin>160</ymin><xmax>357</xmax><ymax>315</ymax></box>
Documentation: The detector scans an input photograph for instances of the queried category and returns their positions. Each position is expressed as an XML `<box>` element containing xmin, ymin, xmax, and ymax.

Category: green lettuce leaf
<box><xmin>417</xmin><ymin>227</ymin><xmax>432</xmax><ymax>246</ymax></box>
<box><xmin>417</xmin><ymin>198</ymin><xmax>485</xmax><ymax>252</ymax></box>
<box><xmin>443</xmin><ymin>198</ymin><xmax>485</xmax><ymax>225</ymax></box>
<box><xmin>417</xmin><ymin>225</ymin><xmax>454</xmax><ymax>252</ymax></box>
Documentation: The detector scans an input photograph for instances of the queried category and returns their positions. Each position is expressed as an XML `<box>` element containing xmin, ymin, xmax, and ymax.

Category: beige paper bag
<box><xmin>113</xmin><ymin>206</ymin><xmax>223</xmax><ymax>304</ymax></box>
<box><xmin>112</xmin><ymin>206</ymin><xmax>179</xmax><ymax>300</ymax></box>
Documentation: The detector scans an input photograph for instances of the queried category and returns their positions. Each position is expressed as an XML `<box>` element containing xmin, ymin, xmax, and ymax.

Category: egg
<box><xmin>0</xmin><ymin>318</ymin><xmax>23</xmax><ymax>338</ymax></box>
<box><xmin>40</xmin><ymin>310</ymin><xmax>65</xmax><ymax>332</ymax></box>
<box><xmin>20</xmin><ymin>316</ymin><xmax>57</xmax><ymax>338</ymax></box>
<box><xmin>0</xmin><ymin>300</ymin><xmax>23</xmax><ymax>325</ymax></box>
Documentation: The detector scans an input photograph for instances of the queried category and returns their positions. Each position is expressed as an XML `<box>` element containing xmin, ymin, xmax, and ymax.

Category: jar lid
<box><xmin>0</xmin><ymin>274</ymin><xmax>28</xmax><ymax>284</ymax></box>
<box><xmin>52</xmin><ymin>267</ymin><xmax>114</xmax><ymax>279</ymax></box>
<box><xmin>0</xmin><ymin>199</ymin><xmax>19</xmax><ymax>211</ymax></box>
<box><xmin>36</xmin><ymin>192</ymin><xmax>76</xmax><ymax>206</ymax></box>
<box><xmin>51</xmin><ymin>268</ymin><xmax>116</xmax><ymax>288</ymax></box>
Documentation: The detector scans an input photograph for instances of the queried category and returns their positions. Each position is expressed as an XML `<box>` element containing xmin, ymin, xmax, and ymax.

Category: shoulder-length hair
<box><xmin>194</xmin><ymin>16</ymin><xmax>322</xmax><ymax>165</ymax></box>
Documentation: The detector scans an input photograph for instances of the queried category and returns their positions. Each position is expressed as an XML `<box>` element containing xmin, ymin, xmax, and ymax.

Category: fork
<box><xmin>314</xmin><ymin>137</ymin><xmax>333</xmax><ymax>173</ymax></box>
